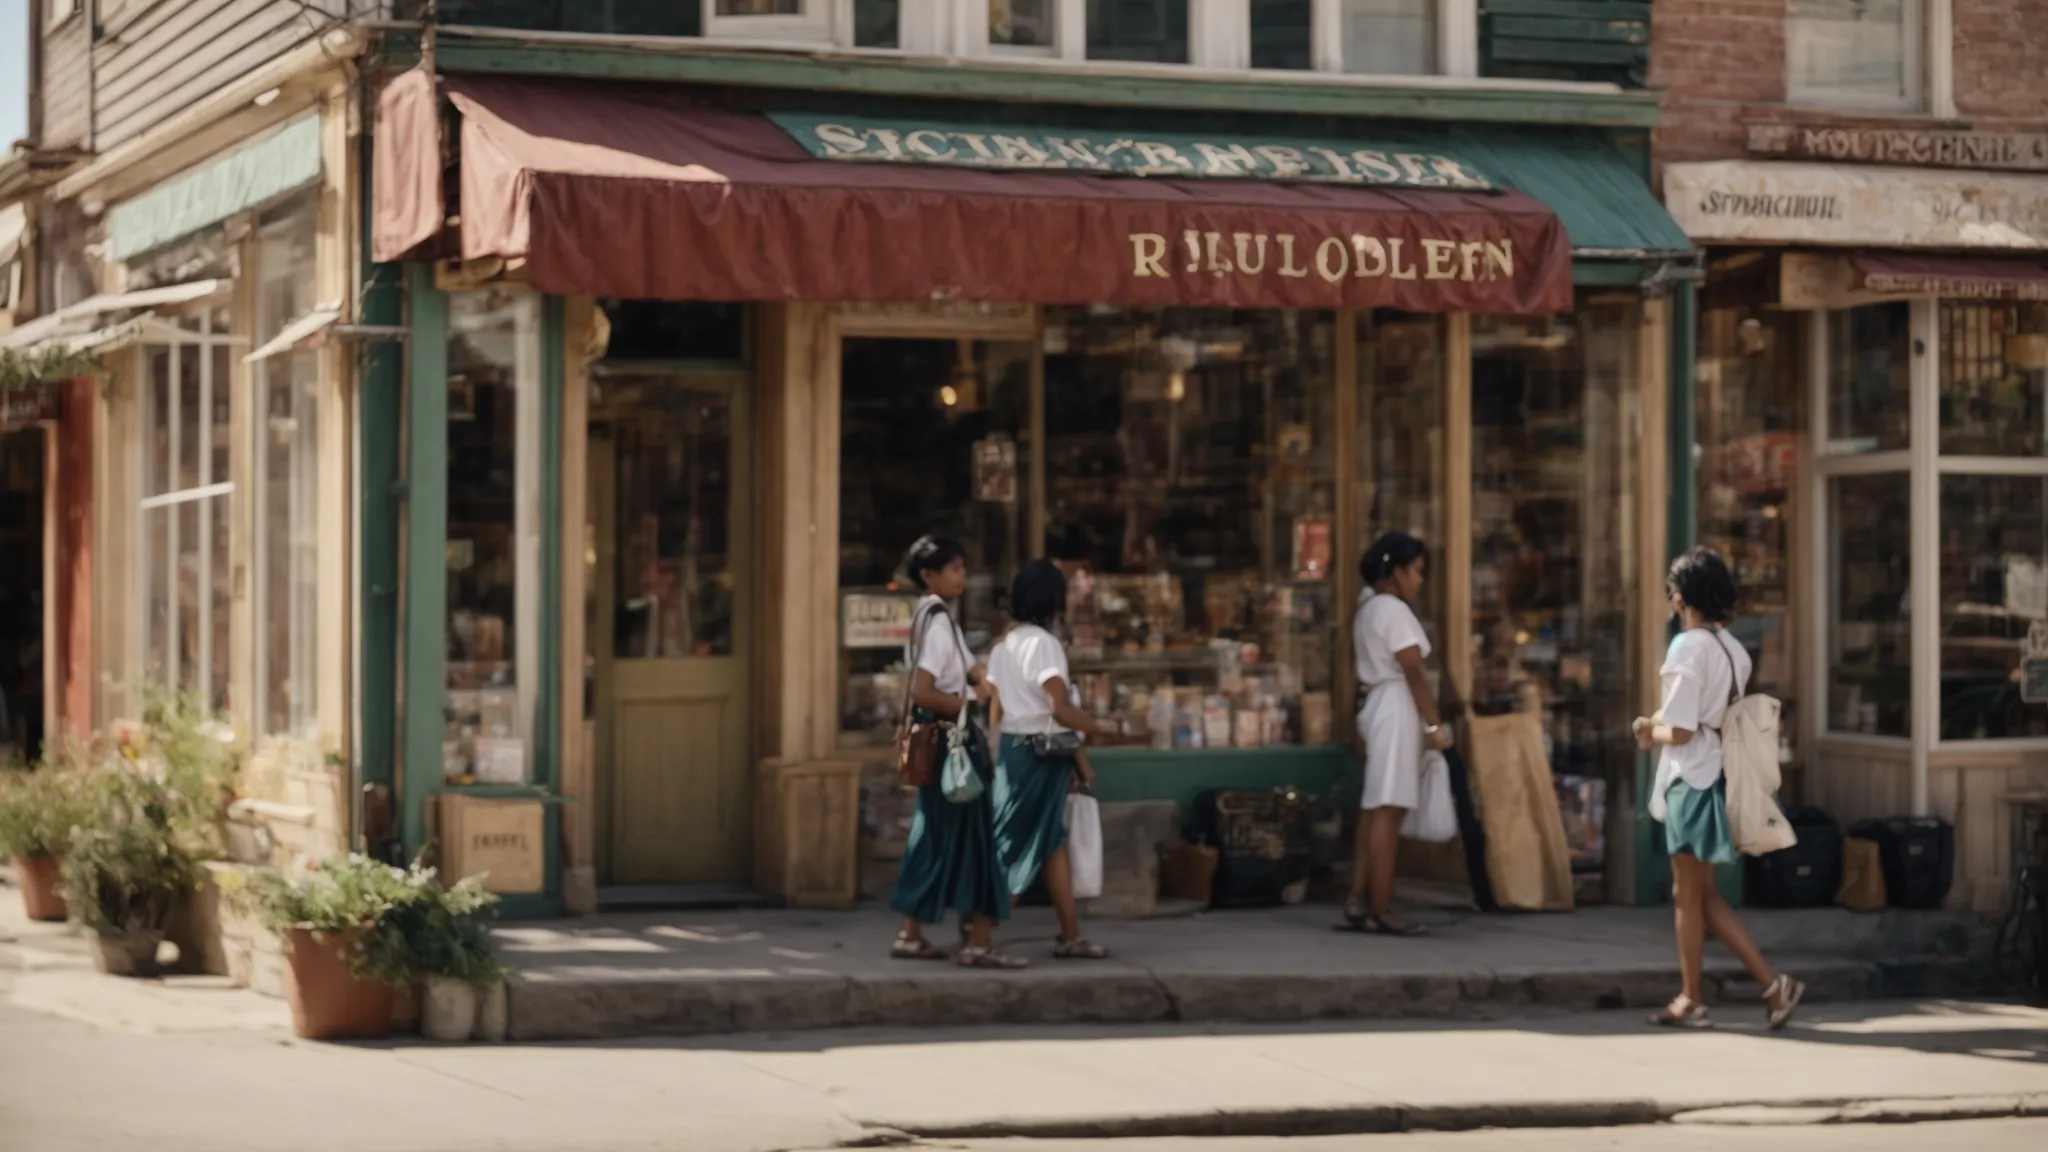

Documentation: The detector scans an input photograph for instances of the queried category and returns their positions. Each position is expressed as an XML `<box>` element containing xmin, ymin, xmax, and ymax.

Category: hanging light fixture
<box><xmin>937</xmin><ymin>339</ymin><xmax>980</xmax><ymax>413</ymax></box>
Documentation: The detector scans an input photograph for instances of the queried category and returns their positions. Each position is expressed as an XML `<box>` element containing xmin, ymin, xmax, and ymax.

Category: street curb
<box><xmin>858</xmin><ymin>1092</ymin><xmax>2048</xmax><ymax>1143</ymax></box>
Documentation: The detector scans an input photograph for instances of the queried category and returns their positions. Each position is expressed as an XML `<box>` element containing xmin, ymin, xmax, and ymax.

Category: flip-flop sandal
<box><xmin>890</xmin><ymin>934</ymin><xmax>948</xmax><ymax>961</ymax></box>
<box><xmin>1339</xmin><ymin>915</ymin><xmax>1428</xmax><ymax>937</ymax></box>
<box><xmin>1053</xmin><ymin>936</ymin><xmax>1111</xmax><ymax>960</ymax></box>
<box><xmin>1763</xmin><ymin>975</ymin><xmax>1805</xmax><ymax>1031</ymax></box>
<box><xmin>956</xmin><ymin>946</ymin><xmax>1029</xmax><ymax>970</ymax></box>
<box><xmin>1335</xmin><ymin>900</ymin><xmax>1372</xmax><ymax>932</ymax></box>
<box><xmin>1650</xmin><ymin>998</ymin><xmax>1714</xmax><ymax>1029</ymax></box>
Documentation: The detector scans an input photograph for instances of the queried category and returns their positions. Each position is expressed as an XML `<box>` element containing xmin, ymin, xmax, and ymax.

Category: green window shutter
<box><xmin>1480</xmin><ymin>0</ymin><xmax>1651</xmax><ymax>89</ymax></box>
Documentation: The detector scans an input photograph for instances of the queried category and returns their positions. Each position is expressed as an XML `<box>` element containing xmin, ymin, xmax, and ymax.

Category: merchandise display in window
<box><xmin>1355</xmin><ymin>313</ymin><xmax>1445</xmax><ymax>648</ymax></box>
<box><xmin>442</xmin><ymin>294</ymin><xmax>534</xmax><ymax>784</ymax></box>
<box><xmin>1042</xmin><ymin>308</ymin><xmax>1339</xmax><ymax>749</ymax></box>
<box><xmin>1829</xmin><ymin>472</ymin><xmax>1910</xmax><ymax>736</ymax></box>
<box><xmin>1940</xmin><ymin>302</ymin><xmax>2048</xmax><ymax>457</ymax></box>
<box><xmin>1698</xmin><ymin>271</ymin><xmax>1800</xmax><ymax>757</ymax></box>
<box><xmin>1940</xmin><ymin>476</ymin><xmax>2048</xmax><ymax>740</ymax></box>
<box><xmin>1471</xmin><ymin>301</ymin><xmax>1641</xmax><ymax>872</ymax></box>
<box><xmin>838</xmin><ymin>338</ymin><xmax>1033</xmax><ymax>746</ymax></box>
<box><xmin>1826</xmin><ymin>302</ymin><xmax>1911</xmax><ymax>455</ymax></box>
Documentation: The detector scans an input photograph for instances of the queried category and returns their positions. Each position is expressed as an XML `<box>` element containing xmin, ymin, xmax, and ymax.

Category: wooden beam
<box><xmin>1635</xmin><ymin>296</ymin><xmax>1669</xmax><ymax>719</ymax></box>
<box><xmin>558</xmin><ymin>295</ymin><xmax>594</xmax><ymax>888</ymax></box>
<box><xmin>380</xmin><ymin>37</ymin><xmax>1664</xmax><ymax>129</ymax></box>
<box><xmin>1443</xmin><ymin>313</ymin><xmax>1474</xmax><ymax>706</ymax></box>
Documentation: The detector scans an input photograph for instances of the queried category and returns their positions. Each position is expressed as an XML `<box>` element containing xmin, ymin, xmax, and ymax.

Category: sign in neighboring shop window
<box><xmin>1664</xmin><ymin>161</ymin><xmax>2048</xmax><ymax>250</ymax></box>
<box><xmin>253</xmin><ymin>192</ymin><xmax>322</xmax><ymax>741</ymax></box>
<box><xmin>443</xmin><ymin>292</ymin><xmax>543</xmax><ymax>784</ymax></box>
<box><xmin>139</xmin><ymin>308</ymin><xmax>237</xmax><ymax>714</ymax></box>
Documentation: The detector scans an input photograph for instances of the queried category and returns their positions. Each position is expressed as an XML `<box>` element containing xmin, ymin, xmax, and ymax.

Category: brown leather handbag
<box><xmin>895</xmin><ymin>603</ymin><xmax>944</xmax><ymax>788</ymax></box>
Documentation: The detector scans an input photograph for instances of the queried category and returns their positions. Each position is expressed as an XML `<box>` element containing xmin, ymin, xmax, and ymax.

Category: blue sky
<box><xmin>2</xmin><ymin>0</ymin><xmax>27</xmax><ymax>147</ymax></box>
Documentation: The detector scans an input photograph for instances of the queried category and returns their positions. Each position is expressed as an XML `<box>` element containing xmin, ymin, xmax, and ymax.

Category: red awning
<box><xmin>372</xmin><ymin>70</ymin><xmax>1574</xmax><ymax>315</ymax></box>
<box><xmin>1853</xmin><ymin>253</ymin><xmax>2048</xmax><ymax>300</ymax></box>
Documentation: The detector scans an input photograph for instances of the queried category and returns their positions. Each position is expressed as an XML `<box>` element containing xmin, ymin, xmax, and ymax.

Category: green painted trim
<box><xmin>380</xmin><ymin>36</ymin><xmax>1663</xmax><ymax>129</ymax></box>
<box><xmin>535</xmin><ymin>295</ymin><xmax>565</xmax><ymax>904</ymax></box>
<box><xmin>1667</xmin><ymin>279</ymin><xmax>1698</xmax><ymax>556</ymax></box>
<box><xmin>402</xmin><ymin>263</ymin><xmax>450</xmax><ymax>857</ymax></box>
<box><xmin>357</xmin><ymin>125</ymin><xmax>403</xmax><ymax>802</ymax></box>
<box><xmin>1570</xmin><ymin>260</ymin><xmax>1641</xmax><ymax>286</ymax></box>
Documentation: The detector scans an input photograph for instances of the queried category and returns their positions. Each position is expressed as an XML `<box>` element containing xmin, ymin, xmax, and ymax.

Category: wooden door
<box><xmin>593</xmin><ymin>371</ymin><xmax>752</xmax><ymax>884</ymax></box>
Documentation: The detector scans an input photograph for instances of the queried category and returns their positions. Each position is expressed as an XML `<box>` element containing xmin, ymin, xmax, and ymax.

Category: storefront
<box><xmin>373</xmin><ymin>67</ymin><xmax>1693</xmax><ymax>912</ymax></box>
<box><xmin>1667</xmin><ymin>145</ymin><xmax>2048</xmax><ymax>914</ymax></box>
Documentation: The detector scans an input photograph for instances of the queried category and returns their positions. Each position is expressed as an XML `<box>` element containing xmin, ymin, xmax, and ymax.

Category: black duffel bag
<box><xmin>1187</xmin><ymin>786</ymin><xmax>1314</xmax><ymax>908</ymax></box>
<box><xmin>1848</xmin><ymin>816</ymin><xmax>1955</xmax><ymax>909</ymax></box>
<box><xmin>1746</xmin><ymin>806</ymin><xmax>1843</xmax><ymax>908</ymax></box>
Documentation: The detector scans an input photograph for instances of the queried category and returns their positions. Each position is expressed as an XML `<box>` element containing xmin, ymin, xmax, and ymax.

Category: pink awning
<box><xmin>1854</xmin><ymin>252</ymin><xmax>2048</xmax><ymax>300</ymax></box>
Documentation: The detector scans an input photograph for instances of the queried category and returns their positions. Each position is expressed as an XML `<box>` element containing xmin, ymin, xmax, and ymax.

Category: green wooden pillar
<box><xmin>401</xmin><ymin>264</ymin><xmax>449</xmax><ymax>857</ymax></box>
<box><xmin>355</xmin><ymin>260</ymin><xmax>402</xmax><ymax>802</ymax></box>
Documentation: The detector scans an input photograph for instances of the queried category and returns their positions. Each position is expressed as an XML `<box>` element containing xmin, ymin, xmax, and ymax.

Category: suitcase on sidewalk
<box><xmin>1746</xmin><ymin>806</ymin><xmax>1842</xmax><ymax>908</ymax></box>
<box><xmin>1848</xmin><ymin>817</ymin><xmax>1955</xmax><ymax>909</ymax></box>
<box><xmin>1187</xmin><ymin>787</ymin><xmax>1313</xmax><ymax>908</ymax></box>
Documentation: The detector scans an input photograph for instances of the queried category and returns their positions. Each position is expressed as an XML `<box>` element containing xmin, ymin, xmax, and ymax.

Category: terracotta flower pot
<box><xmin>90</xmin><ymin>929</ymin><xmax>165</xmax><ymax>978</ymax></box>
<box><xmin>283</xmin><ymin>928</ymin><xmax>395</xmax><ymax>1041</ymax></box>
<box><xmin>13</xmin><ymin>853</ymin><xmax>68</xmax><ymax>922</ymax></box>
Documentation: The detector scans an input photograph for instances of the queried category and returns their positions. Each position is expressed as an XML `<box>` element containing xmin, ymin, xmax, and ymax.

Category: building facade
<box><xmin>1652</xmin><ymin>0</ymin><xmax>2048</xmax><ymax>913</ymax></box>
<box><xmin>6</xmin><ymin>1</ymin><xmax>1709</xmax><ymax>921</ymax></box>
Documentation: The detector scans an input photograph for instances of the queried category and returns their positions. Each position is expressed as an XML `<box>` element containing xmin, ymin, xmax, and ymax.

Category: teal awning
<box><xmin>1443</xmin><ymin>130</ymin><xmax>1694</xmax><ymax>257</ymax></box>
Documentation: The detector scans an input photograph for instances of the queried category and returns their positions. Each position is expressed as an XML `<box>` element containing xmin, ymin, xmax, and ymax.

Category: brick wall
<box><xmin>1650</xmin><ymin>0</ymin><xmax>2048</xmax><ymax>183</ymax></box>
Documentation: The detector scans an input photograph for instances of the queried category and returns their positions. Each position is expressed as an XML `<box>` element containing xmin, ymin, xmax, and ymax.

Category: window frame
<box><xmin>1785</xmin><ymin>0</ymin><xmax>1927</xmax><ymax>113</ymax></box>
<box><xmin>703</xmin><ymin>0</ymin><xmax>838</xmax><ymax>44</ymax></box>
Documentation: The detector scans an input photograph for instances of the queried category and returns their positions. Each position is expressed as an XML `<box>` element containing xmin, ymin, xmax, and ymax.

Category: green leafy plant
<box><xmin>0</xmin><ymin>763</ymin><xmax>94</xmax><ymax>860</ymax></box>
<box><xmin>237</xmin><ymin>854</ymin><xmax>504</xmax><ymax>988</ymax></box>
<box><xmin>0</xmin><ymin>345</ymin><xmax>103</xmax><ymax>393</ymax></box>
<box><xmin>132</xmin><ymin>689</ymin><xmax>239</xmax><ymax>859</ymax></box>
<box><xmin>57</xmin><ymin>771</ymin><xmax>201</xmax><ymax>935</ymax></box>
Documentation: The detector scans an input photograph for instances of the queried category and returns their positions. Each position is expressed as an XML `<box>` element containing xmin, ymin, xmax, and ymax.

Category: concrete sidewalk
<box><xmin>493</xmin><ymin>900</ymin><xmax>1990</xmax><ymax>1041</ymax></box>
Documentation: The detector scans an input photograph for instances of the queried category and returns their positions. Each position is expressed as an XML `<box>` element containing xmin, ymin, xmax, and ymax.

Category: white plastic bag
<box><xmin>1400</xmin><ymin>750</ymin><xmax>1458</xmax><ymax>843</ymax></box>
<box><xmin>1067</xmin><ymin>792</ymin><xmax>1104</xmax><ymax>899</ymax></box>
<box><xmin>941</xmin><ymin>725</ymin><xmax>983</xmax><ymax>804</ymax></box>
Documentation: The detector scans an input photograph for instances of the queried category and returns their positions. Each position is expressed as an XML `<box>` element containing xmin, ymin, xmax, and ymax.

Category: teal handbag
<box><xmin>941</xmin><ymin>724</ymin><xmax>984</xmax><ymax>804</ymax></box>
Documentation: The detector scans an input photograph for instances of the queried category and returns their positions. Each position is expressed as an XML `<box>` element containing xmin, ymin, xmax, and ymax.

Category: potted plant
<box><xmin>0</xmin><ymin>763</ymin><xmax>91</xmax><ymax>922</ymax></box>
<box><xmin>405</xmin><ymin>873</ymin><xmax>507</xmax><ymax>1043</ymax></box>
<box><xmin>240</xmin><ymin>855</ymin><xmax>432</xmax><ymax>1041</ymax></box>
<box><xmin>57</xmin><ymin>772</ymin><xmax>200</xmax><ymax>977</ymax></box>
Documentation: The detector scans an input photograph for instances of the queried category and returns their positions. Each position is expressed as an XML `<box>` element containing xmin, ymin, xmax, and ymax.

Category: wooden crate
<box><xmin>755</xmin><ymin>758</ymin><xmax>861</xmax><ymax>909</ymax></box>
<box><xmin>436</xmin><ymin>794</ymin><xmax>547</xmax><ymax>896</ymax></box>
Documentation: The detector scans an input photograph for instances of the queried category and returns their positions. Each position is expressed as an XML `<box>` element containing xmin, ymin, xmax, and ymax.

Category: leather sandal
<box><xmin>890</xmin><ymin>933</ymin><xmax>947</xmax><ymax>961</ymax></box>
<box><xmin>1053</xmin><ymin>936</ymin><xmax>1110</xmax><ymax>960</ymax></box>
<box><xmin>1763</xmin><ymin>974</ymin><xmax>1805</xmax><ymax>1031</ymax></box>
<box><xmin>956</xmin><ymin>945</ymin><xmax>1028</xmax><ymax>969</ymax></box>
<box><xmin>1650</xmin><ymin>996</ymin><xmax>1714</xmax><ymax>1029</ymax></box>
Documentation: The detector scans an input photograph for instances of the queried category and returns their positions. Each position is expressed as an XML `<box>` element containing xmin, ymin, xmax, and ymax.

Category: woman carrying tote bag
<box><xmin>987</xmin><ymin>560</ymin><xmax>1140</xmax><ymax>960</ymax></box>
<box><xmin>887</xmin><ymin>535</ymin><xmax>1023</xmax><ymax>970</ymax></box>
<box><xmin>1634</xmin><ymin>547</ymin><xmax>1804</xmax><ymax>1029</ymax></box>
<box><xmin>1343</xmin><ymin>532</ymin><xmax>1447</xmax><ymax>937</ymax></box>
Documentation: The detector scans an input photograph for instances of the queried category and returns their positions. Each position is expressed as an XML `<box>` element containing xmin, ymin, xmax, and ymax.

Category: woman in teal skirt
<box><xmin>1634</xmin><ymin>547</ymin><xmax>1804</xmax><ymax>1030</ymax></box>
<box><xmin>987</xmin><ymin>560</ymin><xmax>1137</xmax><ymax>960</ymax></box>
<box><xmin>888</xmin><ymin>535</ymin><xmax>1023</xmax><ymax>969</ymax></box>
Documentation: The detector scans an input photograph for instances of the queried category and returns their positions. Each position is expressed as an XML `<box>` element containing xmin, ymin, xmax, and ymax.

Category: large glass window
<box><xmin>1940</xmin><ymin>302</ymin><xmax>2048</xmax><ymax>458</ymax></box>
<box><xmin>253</xmin><ymin>194</ymin><xmax>321</xmax><ymax>741</ymax></box>
<box><xmin>443</xmin><ymin>292</ymin><xmax>542</xmax><ymax>784</ymax></box>
<box><xmin>139</xmin><ymin>305</ymin><xmax>234</xmax><ymax>713</ymax></box>
<box><xmin>990</xmin><ymin>0</ymin><xmax>1058</xmax><ymax>47</ymax></box>
<box><xmin>1250</xmin><ymin>0</ymin><xmax>1313</xmax><ymax>69</ymax></box>
<box><xmin>1471</xmin><ymin>299</ymin><xmax>1641</xmax><ymax>871</ymax></box>
<box><xmin>1940</xmin><ymin>476</ymin><xmax>2048</xmax><ymax>739</ymax></box>
<box><xmin>1826</xmin><ymin>302</ymin><xmax>1911</xmax><ymax>456</ymax></box>
<box><xmin>1355</xmin><ymin>312</ymin><xmax>1444</xmax><ymax>651</ymax></box>
<box><xmin>1697</xmin><ymin>278</ymin><xmax>1801</xmax><ymax>743</ymax></box>
<box><xmin>1828</xmin><ymin>473</ymin><xmax>1911</xmax><ymax>736</ymax></box>
<box><xmin>837</xmin><ymin>338</ymin><xmax>1034</xmax><ymax>746</ymax></box>
<box><xmin>1788</xmin><ymin>0</ymin><xmax>1919</xmax><ymax>109</ymax></box>
<box><xmin>1087</xmin><ymin>0</ymin><xmax>1189</xmax><ymax>63</ymax></box>
<box><xmin>1044</xmin><ymin>309</ymin><xmax>1339</xmax><ymax>748</ymax></box>
<box><xmin>1342</xmin><ymin>0</ymin><xmax>1438</xmax><ymax>74</ymax></box>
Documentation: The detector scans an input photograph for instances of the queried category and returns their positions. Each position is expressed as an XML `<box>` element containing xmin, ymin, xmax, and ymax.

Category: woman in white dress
<box><xmin>1343</xmin><ymin>532</ymin><xmax>1447</xmax><ymax>936</ymax></box>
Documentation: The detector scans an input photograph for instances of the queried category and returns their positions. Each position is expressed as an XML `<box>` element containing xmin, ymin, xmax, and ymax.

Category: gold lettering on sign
<box><xmin>867</xmin><ymin>129</ymin><xmax>908</xmax><ymax>159</ymax></box>
<box><xmin>1485</xmin><ymin>241</ymin><xmax>1514</xmax><ymax>281</ymax></box>
<box><xmin>1277</xmin><ymin>234</ymin><xmax>1311</xmax><ymax>279</ymax></box>
<box><xmin>1395</xmin><ymin>153</ymin><xmax>1448</xmax><ymax>187</ymax></box>
<box><xmin>1315</xmin><ymin>237</ymin><xmax>1349</xmax><ymax>282</ymax></box>
<box><xmin>1234</xmin><ymin>232</ymin><xmax>1270</xmax><ymax>274</ymax></box>
<box><xmin>1203</xmin><ymin>232</ymin><xmax>1234</xmax><ymax>275</ymax></box>
<box><xmin>1388</xmin><ymin>239</ymin><xmax>1419</xmax><ymax>280</ymax></box>
<box><xmin>815</xmin><ymin>123</ymin><xmax>867</xmax><ymax>155</ymax></box>
<box><xmin>1307</xmin><ymin>148</ymin><xmax>1357</xmax><ymax>180</ymax></box>
<box><xmin>1421</xmin><ymin>239</ymin><xmax>1459</xmax><ymax>280</ymax></box>
<box><xmin>906</xmin><ymin>130</ymin><xmax>954</xmax><ymax>160</ymax></box>
<box><xmin>1351</xmin><ymin>235</ymin><xmax>1389</xmax><ymax>278</ymax></box>
<box><xmin>1136</xmin><ymin>142</ymin><xmax>1195</xmax><ymax>174</ymax></box>
<box><xmin>952</xmin><ymin>133</ymin><xmax>997</xmax><ymax>160</ymax></box>
<box><xmin>1048</xmin><ymin>137</ymin><xmax>1107</xmax><ymax>169</ymax></box>
<box><xmin>1183</xmin><ymin>230</ymin><xmax>1202</xmax><ymax>273</ymax></box>
<box><xmin>1130</xmin><ymin>233</ymin><xmax>1169</xmax><ymax>278</ymax></box>
<box><xmin>1353</xmin><ymin>151</ymin><xmax>1404</xmax><ymax>183</ymax></box>
<box><xmin>1195</xmin><ymin>142</ymin><xmax>1261</xmax><ymax>177</ymax></box>
<box><xmin>1257</xmin><ymin>146</ymin><xmax>1310</xmax><ymax>178</ymax></box>
<box><xmin>993</xmin><ymin>135</ymin><xmax>1050</xmax><ymax>165</ymax></box>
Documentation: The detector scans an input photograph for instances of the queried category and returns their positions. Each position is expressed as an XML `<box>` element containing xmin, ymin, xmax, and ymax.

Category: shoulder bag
<box><xmin>895</xmin><ymin>602</ymin><xmax>947</xmax><ymax>788</ymax></box>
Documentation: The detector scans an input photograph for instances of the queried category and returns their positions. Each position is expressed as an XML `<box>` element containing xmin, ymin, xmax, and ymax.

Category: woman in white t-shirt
<box><xmin>1634</xmin><ymin>546</ymin><xmax>1803</xmax><ymax>1030</ymax></box>
<box><xmin>987</xmin><ymin>560</ymin><xmax>1136</xmax><ymax>960</ymax></box>
<box><xmin>886</xmin><ymin>536</ymin><xmax>1024</xmax><ymax>969</ymax></box>
<box><xmin>1343</xmin><ymin>532</ymin><xmax>1447</xmax><ymax>936</ymax></box>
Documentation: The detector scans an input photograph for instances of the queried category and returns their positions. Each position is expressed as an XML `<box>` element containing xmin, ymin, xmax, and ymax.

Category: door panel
<box><xmin>596</xmin><ymin>372</ymin><xmax>751</xmax><ymax>885</ymax></box>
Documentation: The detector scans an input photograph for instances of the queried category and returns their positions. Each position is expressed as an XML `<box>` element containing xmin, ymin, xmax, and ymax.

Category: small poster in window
<box><xmin>973</xmin><ymin>437</ymin><xmax>1018</xmax><ymax>504</ymax></box>
<box><xmin>473</xmin><ymin>737</ymin><xmax>526</xmax><ymax>785</ymax></box>
<box><xmin>1292</xmin><ymin>517</ymin><xmax>1331</xmax><ymax>580</ymax></box>
<box><xmin>843</xmin><ymin>593</ymin><xmax>919</xmax><ymax>648</ymax></box>
<box><xmin>1278</xmin><ymin>423</ymin><xmax>1313</xmax><ymax>464</ymax></box>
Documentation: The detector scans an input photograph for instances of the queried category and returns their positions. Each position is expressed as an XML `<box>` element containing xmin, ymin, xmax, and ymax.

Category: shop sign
<box><xmin>1747</xmin><ymin>122</ymin><xmax>2048</xmax><ymax>173</ymax></box>
<box><xmin>1126</xmin><ymin>231</ymin><xmax>1521</xmax><ymax>289</ymax></box>
<box><xmin>771</xmin><ymin>113</ymin><xmax>1495</xmax><ymax>192</ymax></box>
<box><xmin>2023</xmin><ymin>622</ymin><xmax>2048</xmax><ymax>705</ymax></box>
<box><xmin>843</xmin><ymin>593</ymin><xmax>920</xmax><ymax>649</ymax></box>
<box><xmin>973</xmin><ymin>437</ymin><xmax>1017</xmax><ymax>504</ymax></box>
<box><xmin>438</xmin><ymin>796</ymin><xmax>545</xmax><ymax>896</ymax></box>
<box><xmin>1664</xmin><ymin>161</ymin><xmax>2048</xmax><ymax>249</ymax></box>
<box><xmin>0</xmin><ymin>382</ymin><xmax>59</xmax><ymax>427</ymax></box>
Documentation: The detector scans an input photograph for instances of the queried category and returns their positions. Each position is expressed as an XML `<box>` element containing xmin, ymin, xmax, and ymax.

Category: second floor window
<box><xmin>1254</xmin><ymin>0</ymin><xmax>1442</xmax><ymax>75</ymax></box>
<box><xmin>1087</xmin><ymin>0</ymin><xmax>1190</xmax><ymax>63</ymax></box>
<box><xmin>991</xmin><ymin>0</ymin><xmax>1060</xmax><ymax>48</ymax></box>
<box><xmin>1788</xmin><ymin>0</ymin><xmax>1921</xmax><ymax>109</ymax></box>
